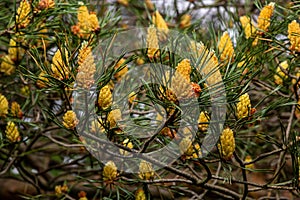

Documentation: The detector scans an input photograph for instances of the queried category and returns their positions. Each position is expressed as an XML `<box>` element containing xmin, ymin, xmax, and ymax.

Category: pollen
<box><xmin>179</xmin><ymin>14</ymin><xmax>191</xmax><ymax>29</ymax></box>
<box><xmin>114</xmin><ymin>58</ymin><xmax>128</xmax><ymax>81</ymax></box>
<box><xmin>107</xmin><ymin>109</ymin><xmax>122</xmax><ymax>128</ymax></box>
<box><xmin>103</xmin><ymin>161</ymin><xmax>118</xmax><ymax>181</ymax></box>
<box><xmin>288</xmin><ymin>20</ymin><xmax>300</xmax><ymax>52</ymax></box>
<box><xmin>145</xmin><ymin>0</ymin><xmax>154</xmax><ymax>10</ymax></box>
<box><xmin>5</xmin><ymin>121</ymin><xmax>20</xmax><ymax>143</ymax></box>
<box><xmin>8</xmin><ymin>39</ymin><xmax>24</xmax><ymax>62</ymax></box>
<box><xmin>179</xmin><ymin>137</ymin><xmax>201</xmax><ymax>159</ymax></box>
<box><xmin>62</xmin><ymin>110</ymin><xmax>79</xmax><ymax>130</ymax></box>
<box><xmin>119</xmin><ymin>138</ymin><xmax>133</xmax><ymax>156</ymax></box>
<box><xmin>0</xmin><ymin>94</ymin><xmax>9</xmax><ymax>117</ymax></box>
<box><xmin>218</xmin><ymin>128</ymin><xmax>235</xmax><ymax>160</ymax></box>
<box><xmin>139</xmin><ymin>160</ymin><xmax>154</xmax><ymax>180</ymax></box>
<box><xmin>77</xmin><ymin>41</ymin><xmax>96</xmax><ymax>88</ymax></box>
<box><xmin>147</xmin><ymin>25</ymin><xmax>160</xmax><ymax>59</ymax></box>
<box><xmin>98</xmin><ymin>85</ymin><xmax>112</xmax><ymax>110</ymax></box>
<box><xmin>51</xmin><ymin>48</ymin><xmax>69</xmax><ymax>80</ymax></box>
<box><xmin>257</xmin><ymin>2</ymin><xmax>275</xmax><ymax>34</ymax></box>
<box><xmin>274</xmin><ymin>61</ymin><xmax>288</xmax><ymax>85</ymax></box>
<box><xmin>244</xmin><ymin>155</ymin><xmax>254</xmax><ymax>170</ymax></box>
<box><xmin>117</xmin><ymin>0</ymin><xmax>129</xmax><ymax>6</ymax></box>
<box><xmin>36</xmin><ymin>71</ymin><xmax>49</xmax><ymax>88</ymax></box>
<box><xmin>11</xmin><ymin>101</ymin><xmax>23</xmax><ymax>118</ymax></box>
<box><xmin>240</xmin><ymin>16</ymin><xmax>256</xmax><ymax>39</ymax></box>
<box><xmin>38</xmin><ymin>0</ymin><xmax>55</xmax><ymax>10</ymax></box>
<box><xmin>73</xmin><ymin>2</ymin><xmax>100</xmax><ymax>38</ymax></box>
<box><xmin>16</xmin><ymin>0</ymin><xmax>31</xmax><ymax>28</ymax></box>
<box><xmin>0</xmin><ymin>55</ymin><xmax>15</xmax><ymax>75</ymax></box>
<box><xmin>218</xmin><ymin>31</ymin><xmax>234</xmax><ymax>62</ymax></box>
<box><xmin>198</xmin><ymin>111</ymin><xmax>210</xmax><ymax>132</ymax></box>
<box><xmin>135</xmin><ymin>188</ymin><xmax>146</xmax><ymax>200</ymax></box>
<box><xmin>176</xmin><ymin>59</ymin><xmax>191</xmax><ymax>82</ymax></box>
<box><xmin>152</xmin><ymin>10</ymin><xmax>169</xmax><ymax>40</ymax></box>
<box><xmin>237</xmin><ymin>93</ymin><xmax>251</xmax><ymax>119</ymax></box>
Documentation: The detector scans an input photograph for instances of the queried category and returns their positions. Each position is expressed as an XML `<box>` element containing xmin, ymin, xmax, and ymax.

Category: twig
<box><xmin>43</xmin><ymin>132</ymin><xmax>84</xmax><ymax>148</ymax></box>
<box><xmin>271</xmin><ymin>104</ymin><xmax>295</xmax><ymax>184</ymax></box>
<box><xmin>234</xmin><ymin>152</ymin><xmax>248</xmax><ymax>200</ymax></box>
<box><xmin>0</xmin><ymin>153</ymin><xmax>17</xmax><ymax>176</ymax></box>
<box><xmin>197</xmin><ymin>161</ymin><xmax>221</xmax><ymax>199</ymax></box>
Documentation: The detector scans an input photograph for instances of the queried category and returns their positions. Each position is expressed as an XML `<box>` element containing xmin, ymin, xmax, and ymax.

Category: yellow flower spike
<box><xmin>75</xmin><ymin>2</ymin><xmax>100</xmax><ymax>38</ymax></box>
<box><xmin>117</xmin><ymin>0</ymin><xmax>129</xmax><ymax>6</ymax></box>
<box><xmin>63</xmin><ymin>110</ymin><xmax>79</xmax><ymax>130</ymax></box>
<box><xmin>54</xmin><ymin>185</ymin><xmax>62</xmax><ymax>196</ymax></box>
<box><xmin>155</xmin><ymin>111</ymin><xmax>165</xmax><ymax>125</ymax></box>
<box><xmin>190</xmin><ymin>41</ymin><xmax>221</xmax><ymax>86</ymax></box>
<box><xmin>20</xmin><ymin>86</ymin><xmax>30</xmax><ymax>96</ymax></box>
<box><xmin>88</xmin><ymin>12</ymin><xmax>100</xmax><ymax>32</ymax></box>
<box><xmin>147</xmin><ymin>25</ymin><xmax>160</xmax><ymax>59</ymax></box>
<box><xmin>103</xmin><ymin>161</ymin><xmax>118</xmax><ymax>181</ymax></box>
<box><xmin>152</xmin><ymin>11</ymin><xmax>169</xmax><ymax>33</ymax></box>
<box><xmin>77</xmin><ymin>4</ymin><xmax>90</xmax><ymax>32</ymax></box>
<box><xmin>198</xmin><ymin>111</ymin><xmax>210</xmax><ymax>132</ymax></box>
<box><xmin>8</xmin><ymin>39</ymin><xmax>25</xmax><ymax>62</ymax></box>
<box><xmin>119</xmin><ymin>138</ymin><xmax>133</xmax><ymax>156</ymax></box>
<box><xmin>244</xmin><ymin>155</ymin><xmax>254</xmax><ymax>170</ymax></box>
<box><xmin>298</xmin><ymin>157</ymin><xmax>300</xmax><ymax>181</ymax></box>
<box><xmin>78</xmin><ymin>41</ymin><xmax>92</xmax><ymax>67</ymax></box>
<box><xmin>51</xmin><ymin>48</ymin><xmax>69</xmax><ymax>80</ymax></box>
<box><xmin>179</xmin><ymin>137</ymin><xmax>193</xmax><ymax>155</ymax></box>
<box><xmin>107</xmin><ymin>80</ymin><xmax>115</xmax><ymax>90</ymax></box>
<box><xmin>38</xmin><ymin>0</ymin><xmax>55</xmax><ymax>10</ymax></box>
<box><xmin>252</xmin><ymin>37</ymin><xmax>259</xmax><ymax>46</ymax></box>
<box><xmin>257</xmin><ymin>2</ymin><xmax>275</xmax><ymax>34</ymax></box>
<box><xmin>295</xmin><ymin>100</ymin><xmax>300</xmax><ymax>119</ymax></box>
<box><xmin>114</xmin><ymin>58</ymin><xmax>128</xmax><ymax>81</ymax></box>
<box><xmin>55</xmin><ymin>184</ymin><xmax>68</xmax><ymax>196</ymax></box>
<box><xmin>16</xmin><ymin>0</ymin><xmax>31</xmax><ymax>28</ymax></box>
<box><xmin>192</xmin><ymin>143</ymin><xmax>202</xmax><ymax>158</ymax></box>
<box><xmin>78</xmin><ymin>191</ymin><xmax>88</xmax><ymax>200</ymax></box>
<box><xmin>0</xmin><ymin>94</ymin><xmax>9</xmax><ymax>117</ymax></box>
<box><xmin>179</xmin><ymin>137</ymin><xmax>201</xmax><ymax>159</ymax></box>
<box><xmin>218</xmin><ymin>128</ymin><xmax>235</xmax><ymax>160</ymax></box>
<box><xmin>0</xmin><ymin>55</ymin><xmax>15</xmax><ymax>75</ymax></box>
<box><xmin>139</xmin><ymin>160</ymin><xmax>154</xmax><ymax>180</ymax></box>
<box><xmin>292</xmin><ymin>69</ymin><xmax>300</xmax><ymax>85</ymax></box>
<box><xmin>90</xmin><ymin>118</ymin><xmax>105</xmax><ymax>134</ymax></box>
<box><xmin>5</xmin><ymin>121</ymin><xmax>20</xmax><ymax>143</ymax></box>
<box><xmin>11</xmin><ymin>101</ymin><xmax>22</xmax><ymax>118</ymax></box>
<box><xmin>288</xmin><ymin>20</ymin><xmax>300</xmax><ymax>52</ymax></box>
<box><xmin>98</xmin><ymin>85</ymin><xmax>112</xmax><ymax>110</ymax></box>
<box><xmin>145</xmin><ymin>0</ymin><xmax>154</xmax><ymax>10</ymax></box>
<box><xmin>152</xmin><ymin>10</ymin><xmax>169</xmax><ymax>40</ymax></box>
<box><xmin>128</xmin><ymin>92</ymin><xmax>137</xmax><ymax>105</ymax></box>
<box><xmin>240</xmin><ymin>16</ymin><xmax>256</xmax><ymax>39</ymax></box>
<box><xmin>218</xmin><ymin>31</ymin><xmax>234</xmax><ymax>62</ymax></box>
<box><xmin>169</xmin><ymin>70</ymin><xmax>192</xmax><ymax>100</ymax></box>
<box><xmin>237</xmin><ymin>93</ymin><xmax>251</xmax><ymax>119</ymax></box>
<box><xmin>179</xmin><ymin>14</ymin><xmax>191</xmax><ymax>29</ymax></box>
<box><xmin>182</xmin><ymin>126</ymin><xmax>192</xmax><ymax>137</ymax></box>
<box><xmin>136</xmin><ymin>57</ymin><xmax>145</xmax><ymax>65</ymax></box>
<box><xmin>36</xmin><ymin>71</ymin><xmax>49</xmax><ymax>88</ymax></box>
<box><xmin>77</xmin><ymin>41</ymin><xmax>96</xmax><ymax>88</ymax></box>
<box><xmin>107</xmin><ymin>109</ymin><xmax>122</xmax><ymax>128</ymax></box>
<box><xmin>274</xmin><ymin>61</ymin><xmax>288</xmax><ymax>85</ymax></box>
<box><xmin>176</xmin><ymin>59</ymin><xmax>191</xmax><ymax>82</ymax></box>
<box><xmin>135</xmin><ymin>188</ymin><xmax>146</xmax><ymax>200</ymax></box>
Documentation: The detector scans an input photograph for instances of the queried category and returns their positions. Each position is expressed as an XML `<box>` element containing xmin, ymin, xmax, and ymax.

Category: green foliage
<box><xmin>0</xmin><ymin>0</ymin><xmax>299</xmax><ymax>199</ymax></box>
